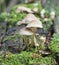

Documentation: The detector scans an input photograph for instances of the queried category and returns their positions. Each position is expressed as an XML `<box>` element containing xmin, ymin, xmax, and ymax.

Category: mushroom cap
<box><xmin>50</xmin><ymin>11</ymin><xmax>55</xmax><ymax>19</ymax></box>
<box><xmin>18</xmin><ymin>28</ymin><xmax>33</xmax><ymax>35</ymax></box>
<box><xmin>50</xmin><ymin>11</ymin><xmax>55</xmax><ymax>16</ymax></box>
<box><xmin>44</xmin><ymin>18</ymin><xmax>49</xmax><ymax>22</ymax></box>
<box><xmin>17</xmin><ymin>14</ymin><xmax>43</xmax><ymax>26</ymax></box>
<box><xmin>40</xmin><ymin>9</ymin><xmax>45</xmax><ymax>18</ymax></box>
<box><xmin>16</xmin><ymin>6</ymin><xmax>33</xmax><ymax>13</ymax></box>
<box><xmin>26</xmin><ymin>20</ymin><xmax>43</xmax><ymax>28</ymax></box>
<box><xmin>18</xmin><ymin>28</ymin><xmax>39</xmax><ymax>35</ymax></box>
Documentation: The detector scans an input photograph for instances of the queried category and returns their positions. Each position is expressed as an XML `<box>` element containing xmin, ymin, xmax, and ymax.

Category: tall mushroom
<box><xmin>18</xmin><ymin>27</ymin><xmax>39</xmax><ymax>49</ymax></box>
<box><xmin>17</xmin><ymin>14</ymin><xmax>44</xmax><ymax>48</ymax></box>
<box><xmin>26</xmin><ymin>17</ymin><xmax>43</xmax><ymax>47</ymax></box>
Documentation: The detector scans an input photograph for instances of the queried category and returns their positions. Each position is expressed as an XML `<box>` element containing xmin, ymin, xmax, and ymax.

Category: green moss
<box><xmin>8</xmin><ymin>11</ymin><xmax>27</xmax><ymax>26</ymax></box>
<box><xmin>24</xmin><ymin>4</ymin><xmax>34</xmax><ymax>10</ymax></box>
<box><xmin>49</xmin><ymin>34</ymin><xmax>59</xmax><ymax>52</ymax></box>
<box><xmin>0</xmin><ymin>51</ymin><xmax>56</xmax><ymax>65</ymax></box>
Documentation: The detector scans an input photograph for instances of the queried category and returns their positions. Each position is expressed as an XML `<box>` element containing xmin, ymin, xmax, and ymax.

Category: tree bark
<box><xmin>6</xmin><ymin>0</ymin><xmax>18</xmax><ymax>13</ymax></box>
<box><xmin>54</xmin><ymin>17</ymin><xmax>59</xmax><ymax>34</ymax></box>
<box><xmin>39</xmin><ymin>0</ymin><xmax>46</xmax><ymax>7</ymax></box>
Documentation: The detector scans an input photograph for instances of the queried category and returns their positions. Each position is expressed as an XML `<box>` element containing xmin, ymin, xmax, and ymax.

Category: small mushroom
<box><xmin>33</xmin><ymin>3</ymin><xmax>38</xmax><ymax>13</ymax></box>
<box><xmin>44</xmin><ymin>18</ymin><xmax>49</xmax><ymax>22</ymax></box>
<box><xmin>40</xmin><ymin>36</ymin><xmax>46</xmax><ymax>42</ymax></box>
<box><xmin>33</xmin><ymin>7</ymin><xmax>38</xmax><ymax>13</ymax></box>
<box><xmin>16</xmin><ymin>6</ymin><xmax>33</xmax><ymax>13</ymax></box>
<box><xmin>50</xmin><ymin>11</ymin><xmax>55</xmax><ymax>20</ymax></box>
<box><xmin>39</xmin><ymin>36</ymin><xmax>46</xmax><ymax>49</ymax></box>
<box><xmin>40</xmin><ymin>9</ymin><xmax>46</xmax><ymax>18</ymax></box>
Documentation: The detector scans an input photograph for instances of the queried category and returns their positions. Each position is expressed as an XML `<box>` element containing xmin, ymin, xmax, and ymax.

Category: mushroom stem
<box><xmin>31</xmin><ymin>33</ymin><xmax>34</xmax><ymax>46</ymax></box>
<box><xmin>24</xmin><ymin>35</ymin><xmax>29</xmax><ymax>49</ymax></box>
<box><xmin>31</xmin><ymin>28</ymin><xmax>37</xmax><ymax>47</ymax></box>
<box><xmin>24</xmin><ymin>35</ymin><xmax>27</xmax><ymax>43</ymax></box>
<box><xmin>23</xmin><ymin>35</ymin><xmax>27</xmax><ymax>46</ymax></box>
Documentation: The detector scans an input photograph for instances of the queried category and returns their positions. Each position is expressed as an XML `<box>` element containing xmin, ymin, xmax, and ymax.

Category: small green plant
<box><xmin>49</xmin><ymin>34</ymin><xmax>59</xmax><ymax>52</ymax></box>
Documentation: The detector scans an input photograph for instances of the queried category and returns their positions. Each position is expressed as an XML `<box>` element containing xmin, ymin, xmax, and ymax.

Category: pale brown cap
<box><xmin>17</xmin><ymin>14</ymin><xmax>43</xmax><ymax>28</ymax></box>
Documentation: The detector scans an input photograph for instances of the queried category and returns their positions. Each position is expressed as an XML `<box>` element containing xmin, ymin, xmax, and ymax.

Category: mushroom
<box><xmin>17</xmin><ymin>14</ymin><xmax>41</xmax><ymax>26</ymax></box>
<box><xmin>44</xmin><ymin>18</ymin><xmax>49</xmax><ymax>22</ymax></box>
<box><xmin>50</xmin><ymin>11</ymin><xmax>55</xmax><ymax>20</ymax></box>
<box><xmin>33</xmin><ymin>7</ymin><xmax>38</xmax><ymax>13</ymax></box>
<box><xmin>16</xmin><ymin>6</ymin><xmax>33</xmax><ymax>13</ymax></box>
<box><xmin>39</xmin><ymin>36</ymin><xmax>46</xmax><ymax>50</ymax></box>
<box><xmin>40</xmin><ymin>9</ymin><xmax>46</xmax><ymax>18</ymax></box>
<box><xmin>33</xmin><ymin>3</ymin><xmax>38</xmax><ymax>13</ymax></box>
<box><xmin>26</xmin><ymin>18</ymin><xmax>43</xmax><ymax>47</ymax></box>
